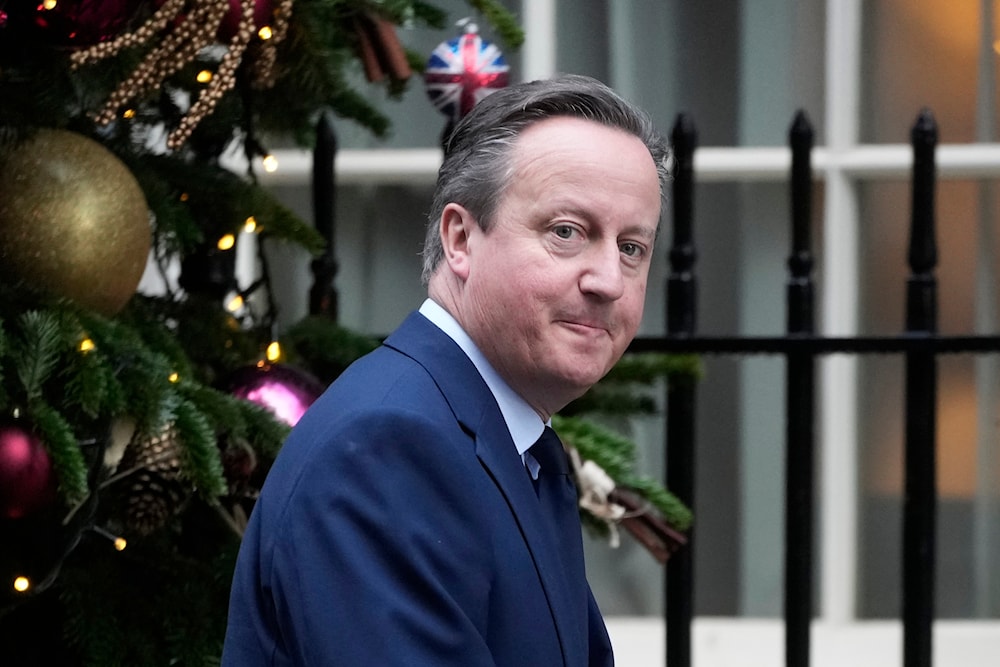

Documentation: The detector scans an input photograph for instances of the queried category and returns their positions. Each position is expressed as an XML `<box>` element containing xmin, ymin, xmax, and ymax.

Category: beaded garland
<box><xmin>70</xmin><ymin>0</ymin><xmax>293</xmax><ymax>150</ymax></box>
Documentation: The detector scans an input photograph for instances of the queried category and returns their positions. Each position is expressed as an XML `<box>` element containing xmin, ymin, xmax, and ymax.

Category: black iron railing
<box><xmin>632</xmin><ymin>109</ymin><xmax>1000</xmax><ymax>667</ymax></box>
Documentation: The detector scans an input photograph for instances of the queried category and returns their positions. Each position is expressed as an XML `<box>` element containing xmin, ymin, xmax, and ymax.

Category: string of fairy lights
<box><xmin>10</xmin><ymin>317</ymin><xmax>285</xmax><ymax>598</ymax></box>
<box><xmin>7</xmin><ymin>0</ymin><xmax>291</xmax><ymax>592</ymax></box>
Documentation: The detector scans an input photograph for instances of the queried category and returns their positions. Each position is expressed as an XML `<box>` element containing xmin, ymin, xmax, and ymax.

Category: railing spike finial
<box><xmin>788</xmin><ymin>110</ymin><xmax>815</xmax><ymax>280</ymax></box>
<box><xmin>908</xmin><ymin>108</ymin><xmax>938</xmax><ymax>285</ymax></box>
<box><xmin>668</xmin><ymin>113</ymin><xmax>698</xmax><ymax>336</ymax></box>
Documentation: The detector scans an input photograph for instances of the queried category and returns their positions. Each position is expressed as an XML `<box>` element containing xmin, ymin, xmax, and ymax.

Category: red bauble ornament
<box><xmin>228</xmin><ymin>364</ymin><xmax>324</xmax><ymax>427</ymax></box>
<box><xmin>217</xmin><ymin>0</ymin><xmax>274</xmax><ymax>42</ymax></box>
<box><xmin>7</xmin><ymin>0</ymin><xmax>143</xmax><ymax>48</ymax></box>
<box><xmin>0</xmin><ymin>424</ymin><xmax>57</xmax><ymax>519</ymax></box>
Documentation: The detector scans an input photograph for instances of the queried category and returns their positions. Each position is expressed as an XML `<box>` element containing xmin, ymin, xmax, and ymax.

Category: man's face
<box><xmin>459</xmin><ymin>116</ymin><xmax>662</xmax><ymax>418</ymax></box>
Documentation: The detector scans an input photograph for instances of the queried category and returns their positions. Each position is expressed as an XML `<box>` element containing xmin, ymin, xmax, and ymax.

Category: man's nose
<box><xmin>579</xmin><ymin>243</ymin><xmax>625</xmax><ymax>300</ymax></box>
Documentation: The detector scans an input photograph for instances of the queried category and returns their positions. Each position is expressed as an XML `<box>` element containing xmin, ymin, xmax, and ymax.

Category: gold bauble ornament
<box><xmin>0</xmin><ymin>129</ymin><xmax>151</xmax><ymax>315</ymax></box>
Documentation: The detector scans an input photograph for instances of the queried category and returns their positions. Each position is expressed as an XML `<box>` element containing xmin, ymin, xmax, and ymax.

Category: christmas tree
<box><xmin>0</xmin><ymin>1</ymin><xmax>691</xmax><ymax>663</ymax></box>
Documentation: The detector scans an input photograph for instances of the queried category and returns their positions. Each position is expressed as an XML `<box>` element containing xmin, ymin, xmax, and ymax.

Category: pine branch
<box><xmin>552</xmin><ymin>414</ymin><xmax>636</xmax><ymax>481</ymax></box>
<box><xmin>28</xmin><ymin>400</ymin><xmax>89</xmax><ymax>505</ymax></box>
<box><xmin>601</xmin><ymin>352</ymin><xmax>702</xmax><ymax>385</ymax></box>
<box><xmin>238</xmin><ymin>402</ymin><xmax>292</xmax><ymax>459</ymax></box>
<box><xmin>282</xmin><ymin>315</ymin><xmax>379</xmax><ymax>383</ymax></box>
<box><xmin>562</xmin><ymin>386</ymin><xmax>657</xmax><ymax>417</ymax></box>
<box><xmin>135</xmin><ymin>153</ymin><xmax>326</xmax><ymax>254</ymax></box>
<box><xmin>13</xmin><ymin>311</ymin><xmax>64</xmax><ymax>400</ymax></box>
<box><xmin>178</xmin><ymin>384</ymin><xmax>245</xmax><ymax>439</ymax></box>
<box><xmin>409</xmin><ymin>1</ymin><xmax>450</xmax><ymax>28</ymax></box>
<box><xmin>173</xmin><ymin>400</ymin><xmax>228</xmax><ymax>500</ymax></box>
<box><xmin>257</xmin><ymin>2</ymin><xmax>394</xmax><ymax>139</ymax></box>
<box><xmin>552</xmin><ymin>414</ymin><xmax>692</xmax><ymax>533</ymax></box>
<box><xmin>63</xmin><ymin>339</ymin><xmax>115</xmax><ymax>420</ymax></box>
<box><xmin>466</xmin><ymin>0</ymin><xmax>525</xmax><ymax>47</ymax></box>
<box><xmin>623</xmin><ymin>477</ymin><xmax>693</xmax><ymax>531</ymax></box>
<box><xmin>176</xmin><ymin>381</ymin><xmax>290</xmax><ymax>461</ymax></box>
<box><xmin>75</xmin><ymin>312</ymin><xmax>179</xmax><ymax>433</ymax></box>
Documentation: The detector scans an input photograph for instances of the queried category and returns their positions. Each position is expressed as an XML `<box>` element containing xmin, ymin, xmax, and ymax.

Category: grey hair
<box><xmin>420</xmin><ymin>73</ymin><xmax>672</xmax><ymax>285</ymax></box>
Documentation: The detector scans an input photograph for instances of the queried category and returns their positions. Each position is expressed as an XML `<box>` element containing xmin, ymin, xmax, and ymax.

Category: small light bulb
<box><xmin>13</xmin><ymin>576</ymin><xmax>30</xmax><ymax>593</ymax></box>
<box><xmin>179</xmin><ymin>192</ymin><xmax>189</xmax><ymax>202</ymax></box>
<box><xmin>122</xmin><ymin>108</ymin><xmax>136</xmax><ymax>119</ymax></box>
<box><xmin>261</xmin><ymin>154</ymin><xmax>278</xmax><ymax>172</ymax></box>
<box><xmin>42</xmin><ymin>0</ymin><xmax>57</xmax><ymax>10</ymax></box>
<box><xmin>196</xmin><ymin>70</ymin><xmax>213</xmax><ymax>83</ymax></box>
<box><xmin>243</xmin><ymin>216</ymin><xmax>257</xmax><ymax>233</ymax></box>
<box><xmin>217</xmin><ymin>234</ymin><xmax>236</xmax><ymax>251</ymax></box>
<box><xmin>168</xmin><ymin>372</ymin><xmax>180</xmax><ymax>383</ymax></box>
<box><xmin>227</xmin><ymin>295</ymin><xmax>244</xmax><ymax>312</ymax></box>
<box><xmin>79</xmin><ymin>338</ymin><xmax>95</xmax><ymax>353</ymax></box>
<box><xmin>93</xmin><ymin>526</ymin><xmax>128</xmax><ymax>551</ymax></box>
<box><xmin>266</xmin><ymin>341</ymin><xmax>281</xmax><ymax>362</ymax></box>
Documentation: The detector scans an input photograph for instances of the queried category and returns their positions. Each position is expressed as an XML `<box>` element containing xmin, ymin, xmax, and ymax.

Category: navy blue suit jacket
<box><xmin>222</xmin><ymin>312</ymin><xmax>614</xmax><ymax>666</ymax></box>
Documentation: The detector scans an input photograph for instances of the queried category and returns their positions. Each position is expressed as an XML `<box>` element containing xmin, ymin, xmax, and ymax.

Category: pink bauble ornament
<box><xmin>217</xmin><ymin>0</ymin><xmax>274</xmax><ymax>42</ymax></box>
<box><xmin>0</xmin><ymin>424</ymin><xmax>57</xmax><ymax>519</ymax></box>
<box><xmin>228</xmin><ymin>364</ymin><xmax>324</xmax><ymax>427</ymax></box>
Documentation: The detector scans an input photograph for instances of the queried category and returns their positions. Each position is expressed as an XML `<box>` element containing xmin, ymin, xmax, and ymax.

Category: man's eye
<box><xmin>621</xmin><ymin>242</ymin><xmax>644</xmax><ymax>258</ymax></box>
<box><xmin>553</xmin><ymin>225</ymin><xmax>576</xmax><ymax>239</ymax></box>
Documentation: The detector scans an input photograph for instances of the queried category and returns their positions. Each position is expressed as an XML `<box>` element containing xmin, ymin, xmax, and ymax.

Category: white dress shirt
<box><xmin>419</xmin><ymin>299</ymin><xmax>546</xmax><ymax>478</ymax></box>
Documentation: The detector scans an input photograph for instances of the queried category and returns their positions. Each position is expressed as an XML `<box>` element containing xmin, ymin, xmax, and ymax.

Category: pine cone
<box><xmin>112</xmin><ymin>423</ymin><xmax>190</xmax><ymax>536</ymax></box>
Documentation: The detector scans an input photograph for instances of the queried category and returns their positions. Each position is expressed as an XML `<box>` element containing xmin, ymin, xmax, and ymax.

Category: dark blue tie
<box><xmin>528</xmin><ymin>427</ymin><xmax>590</xmax><ymax>654</ymax></box>
<box><xmin>529</xmin><ymin>427</ymin><xmax>586</xmax><ymax>573</ymax></box>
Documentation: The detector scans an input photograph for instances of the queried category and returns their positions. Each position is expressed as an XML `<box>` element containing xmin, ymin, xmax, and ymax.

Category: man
<box><xmin>222</xmin><ymin>74</ymin><xmax>671</xmax><ymax>666</ymax></box>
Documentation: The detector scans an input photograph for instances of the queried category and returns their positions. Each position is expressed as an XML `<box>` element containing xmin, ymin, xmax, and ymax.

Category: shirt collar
<box><xmin>419</xmin><ymin>298</ymin><xmax>544</xmax><ymax>456</ymax></box>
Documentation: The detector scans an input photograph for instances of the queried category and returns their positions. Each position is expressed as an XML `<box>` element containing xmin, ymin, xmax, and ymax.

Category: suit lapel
<box><xmin>384</xmin><ymin>312</ymin><xmax>587</xmax><ymax>666</ymax></box>
<box><xmin>473</xmin><ymin>426</ymin><xmax>588</xmax><ymax>666</ymax></box>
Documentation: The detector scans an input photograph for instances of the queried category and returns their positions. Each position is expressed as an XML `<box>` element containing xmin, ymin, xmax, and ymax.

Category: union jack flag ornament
<box><xmin>423</xmin><ymin>26</ymin><xmax>510</xmax><ymax>125</ymax></box>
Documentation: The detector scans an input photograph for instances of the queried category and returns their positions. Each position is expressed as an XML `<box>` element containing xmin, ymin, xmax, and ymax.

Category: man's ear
<box><xmin>439</xmin><ymin>203</ymin><xmax>476</xmax><ymax>281</ymax></box>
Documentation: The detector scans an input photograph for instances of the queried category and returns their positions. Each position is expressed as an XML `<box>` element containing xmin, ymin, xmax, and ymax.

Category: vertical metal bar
<box><xmin>666</xmin><ymin>113</ymin><xmax>697</xmax><ymax>667</ymax></box>
<box><xmin>903</xmin><ymin>109</ymin><xmax>938</xmax><ymax>667</ymax></box>
<box><xmin>310</xmin><ymin>111</ymin><xmax>339</xmax><ymax>320</ymax></box>
<box><xmin>786</xmin><ymin>110</ymin><xmax>816</xmax><ymax>667</ymax></box>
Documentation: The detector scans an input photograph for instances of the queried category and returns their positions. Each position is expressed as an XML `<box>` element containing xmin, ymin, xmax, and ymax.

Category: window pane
<box><xmin>861</xmin><ymin>1</ymin><xmax>987</xmax><ymax>144</ymax></box>
<box><xmin>857</xmin><ymin>179</ymin><xmax>1000</xmax><ymax>618</ymax></box>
